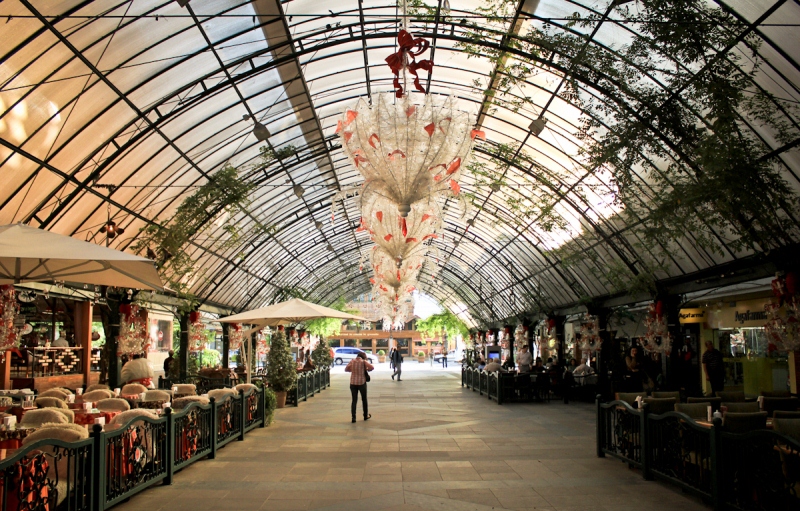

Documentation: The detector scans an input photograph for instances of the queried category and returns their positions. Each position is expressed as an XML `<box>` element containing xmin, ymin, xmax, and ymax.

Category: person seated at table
<box><xmin>517</xmin><ymin>346</ymin><xmax>533</xmax><ymax>372</ymax></box>
<box><xmin>532</xmin><ymin>358</ymin><xmax>546</xmax><ymax>373</ymax></box>
<box><xmin>501</xmin><ymin>357</ymin><xmax>516</xmax><ymax>371</ymax></box>
<box><xmin>566</xmin><ymin>358</ymin><xmax>579</xmax><ymax>373</ymax></box>
<box><xmin>475</xmin><ymin>355</ymin><xmax>486</xmax><ymax>370</ymax></box>
<box><xmin>302</xmin><ymin>356</ymin><xmax>316</xmax><ymax>372</ymax></box>
<box><xmin>573</xmin><ymin>359</ymin><xmax>595</xmax><ymax>376</ymax></box>
<box><xmin>484</xmin><ymin>358</ymin><xmax>503</xmax><ymax>373</ymax></box>
<box><xmin>51</xmin><ymin>336</ymin><xmax>69</xmax><ymax>348</ymax></box>
<box><xmin>545</xmin><ymin>357</ymin><xmax>554</xmax><ymax>369</ymax></box>
<box><xmin>120</xmin><ymin>357</ymin><xmax>155</xmax><ymax>389</ymax></box>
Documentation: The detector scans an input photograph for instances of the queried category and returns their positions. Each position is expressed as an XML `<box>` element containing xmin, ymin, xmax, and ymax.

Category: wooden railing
<box><xmin>596</xmin><ymin>397</ymin><xmax>800</xmax><ymax>510</ymax></box>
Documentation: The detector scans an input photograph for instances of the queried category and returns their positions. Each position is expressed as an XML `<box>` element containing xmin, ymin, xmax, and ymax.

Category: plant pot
<box><xmin>275</xmin><ymin>391</ymin><xmax>287</xmax><ymax>408</ymax></box>
<box><xmin>418</xmin><ymin>356</ymin><xmax>425</xmax><ymax>363</ymax></box>
<box><xmin>379</xmin><ymin>356</ymin><xmax>386</xmax><ymax>363</ymax></box>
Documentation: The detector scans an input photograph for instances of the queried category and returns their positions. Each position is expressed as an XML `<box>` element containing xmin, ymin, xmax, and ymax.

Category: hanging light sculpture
<box><xmin>642</xmin><ymin>302</ymin><xmax>672</xmax><ymax>354</ymax></box>
<box><xmin>335</xmin><ymin>94</ymin><xmax>481</xmax><ymax>218</ymax></box>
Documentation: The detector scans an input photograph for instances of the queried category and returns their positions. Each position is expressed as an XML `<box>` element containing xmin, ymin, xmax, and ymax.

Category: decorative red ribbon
<box><xmin>385</xmin><ymin>30</ymin><xmax>434</xmax><ymax>98</ymax></box>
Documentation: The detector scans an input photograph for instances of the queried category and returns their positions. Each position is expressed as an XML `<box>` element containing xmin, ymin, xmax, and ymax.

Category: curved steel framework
<box><xmin>1</xmin><ymin>0</ymin><xmax>799</xmax><ymax>322</ymax></box>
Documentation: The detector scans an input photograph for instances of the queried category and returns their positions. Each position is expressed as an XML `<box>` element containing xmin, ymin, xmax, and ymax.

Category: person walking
<box><xmin>390</xmin><ymin>347</ymin><xmax>403</xmax><ymax>381</ymax></box>
<box><xmin>345</xmin><ymin>352</ymin><xmax>374</xmax><ymax>423</ymax></box>
<box><xmin>702</xmin><ymin>340</ymin><xmax>725</xmax><ymax>395</ymax></box>
<box><xmin>389</xmin><ymin>347</ymin><xmax>396</xmax><ymax>371</ymax></box>
<box><xmin>441</xmin><ymin>350</ymin><xmax>448</xmax><ymax>368</ymax></box>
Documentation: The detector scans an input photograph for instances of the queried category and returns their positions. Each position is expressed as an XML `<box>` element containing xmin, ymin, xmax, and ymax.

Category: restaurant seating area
<box><xmin>0</xmin><ymin>381</ymin><xmax>271</xmax><ymax>511</ymax></box>
<box><xmin>597</xmin><ymin>392</ymin><xmax>800</xmax><ymax>510</ymax></box>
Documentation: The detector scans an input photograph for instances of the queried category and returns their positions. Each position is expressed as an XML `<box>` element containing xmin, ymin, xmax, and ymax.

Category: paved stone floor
<box><xmin>115</xmin><ymin>365</ymin><xmax>709</xmax><ymax>511</ymax></box>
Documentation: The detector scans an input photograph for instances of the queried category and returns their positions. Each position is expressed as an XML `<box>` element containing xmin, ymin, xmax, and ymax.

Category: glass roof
<box><xmin>1</xmin><ymin>0</ymin><xmax>799</xmax><ymax>323</ymax></box>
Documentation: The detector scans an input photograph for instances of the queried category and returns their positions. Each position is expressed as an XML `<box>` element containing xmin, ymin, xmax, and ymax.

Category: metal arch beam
<box><xmin>9</xmin><ymin>9</ymin><xmax>796</xmax><ymax>312</ymax></box>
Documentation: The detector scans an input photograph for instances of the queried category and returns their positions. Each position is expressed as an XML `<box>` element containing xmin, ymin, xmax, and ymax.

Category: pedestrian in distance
<box><xmin>441</xmin><ymin>350</ymin><xmax>448</xmax><ymax>368</ymax></box>
<box><xmin>390</xmin><ymin>347</ymin><xmax>403</xmax><ymax>381</ymax></box>
<box><xmin>345</xmin><ymin>352</ymin><xmax>374</xmax><ymax>423</ymax></box>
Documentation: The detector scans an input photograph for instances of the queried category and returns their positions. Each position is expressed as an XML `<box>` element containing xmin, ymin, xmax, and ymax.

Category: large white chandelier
<box><xmin>334</xmin><ymin>0</ymin><xmax>483</xmax><ymax>316</ymax></box>
<box><xmin>336</xmin><ymin>94</ymin><xmax>480</xmax><ymax>217</ymax></box>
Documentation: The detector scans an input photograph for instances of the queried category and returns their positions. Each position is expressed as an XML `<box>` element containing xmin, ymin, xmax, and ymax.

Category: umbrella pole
<box><xmin>246</xmin><ymin>329</ymin><xmax>252</xmax><ymax>384</ymax></box>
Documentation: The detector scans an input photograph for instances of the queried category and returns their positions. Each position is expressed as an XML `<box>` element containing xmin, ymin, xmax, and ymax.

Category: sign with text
<box><xmin>678</xmin><ymin>309</ymin><xmax>706</xmax><ymax>324</ymax></box>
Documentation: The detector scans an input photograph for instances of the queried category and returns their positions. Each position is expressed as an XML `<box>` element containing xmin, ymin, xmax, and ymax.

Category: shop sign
<box><xmin>705</xmin><ymin>297</ymin><xmax>776</xmax><ymax>329</ymax></box>
<box><xmin>679</xmin><ymin>309</ymin><xmax>706</xmax><ymax>324</ymax></box>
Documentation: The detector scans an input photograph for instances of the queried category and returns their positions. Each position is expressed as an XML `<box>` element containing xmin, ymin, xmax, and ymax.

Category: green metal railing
<box><xmin>0</xmin><ymin>387</ymin><xmax>269</xmax><ymax>511</ymax></box>
<box><xmin>287</xmin><ymin>366</ymin><xmax>331</xmax><ymax>407</ymax></box>
<box><xmin>596</xmin><ymin>397</ymin><xmax>800</xmax><ymax>510</ymax></box>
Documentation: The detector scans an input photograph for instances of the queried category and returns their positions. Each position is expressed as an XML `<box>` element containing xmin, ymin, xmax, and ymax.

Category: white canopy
<box><xmin>218</xmin><ymin>298</ymin><xmax>367</xmax><ymax>326</ymax></box>
<box><xmin>0</xmin><ymin>224</ymin><xmax>164</xmax><ymax>290</ymax></box>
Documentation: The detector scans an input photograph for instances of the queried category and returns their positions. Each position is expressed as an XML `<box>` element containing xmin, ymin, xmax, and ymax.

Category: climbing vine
<box><xmin>411</xmin><ymin>0</ymin><xmax>800</xmax><ymax>298</ymax></box>
<box><xmin>133</xmin><ymin>146</ymin><xmax>288</xmax><ymax>310</ymax></box>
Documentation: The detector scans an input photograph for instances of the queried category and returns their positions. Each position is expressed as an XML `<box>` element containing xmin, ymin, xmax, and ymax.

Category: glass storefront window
<box><xmin>360</xmin><ymin>340</ymin><xmax>373</xmax><ymax>348</ymax></box>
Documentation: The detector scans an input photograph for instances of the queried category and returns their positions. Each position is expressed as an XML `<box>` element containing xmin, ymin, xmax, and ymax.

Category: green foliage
<box><xmin>132</xmin><ymin>148</ymin><xmax>285</xmax><ymax>311</ymax></box>
<box><xmin>377</xmin><ymin>350</ymin><xmax>385</xmax><ymax>356</ymax></box>
<box><xmin>266</xmin><ymin>330</ymin><xmax>297</xmax><ymax>392</ymax></box>
<box><xmin>417</xmin><ymin>351</ymin><xmax>425</xmax><ymax>357</ymax></box>
<box><xmin>263</xmin><ymin>387</ymin><xmax>277</xmax><ymax>426</ymax></box>
<box><xmin>198</xmin><ymin>348</ymin><xmax>221</xmax><ymax>368</ymax></box>
<box><xmin>453</xmin><ymin>0</ymin><xmax>800</xmax><ymax>298</ymax></box>
<box><xmin>416</xmin><ymin>309</ymin><xmax>470</xmax><ymax>340</ymax></box>
<box><xmin>303</xmin><ymin>297</ymin><xmax>350</xmax><ymax>338</ymax></box>
<box><xmin>312</xmin><ymin>337</ymin><xmax>333</xmax><ymax>367</ymax></box>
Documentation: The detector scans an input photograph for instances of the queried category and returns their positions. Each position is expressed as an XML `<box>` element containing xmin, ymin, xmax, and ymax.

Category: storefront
<box><xmin>328</xmin><ymin>329</ymin><xmax>443</xmax><ymax>357</ymax></box>
<box><xmin>681</xmin><ymin>296</ymin><xmax>790</xmax><ymax>396</ymax></box>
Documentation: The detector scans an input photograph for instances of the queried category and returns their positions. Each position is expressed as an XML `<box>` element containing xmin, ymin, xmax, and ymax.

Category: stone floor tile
<box><xmin>110</xmin><ymin>369</ymin><xmax>709</xmax><ymax>511</ymax></box>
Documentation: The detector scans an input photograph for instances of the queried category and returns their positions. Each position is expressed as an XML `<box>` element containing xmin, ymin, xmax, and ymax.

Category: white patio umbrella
<box><xmin>219</xmin><ymin>298</ymin><xmax>368</xmax><ymax>383</ymax></box>
<box><xmin>0</xmin><ymin>223</ymin><xmax>163</xmax><ymax>290</ymax></box>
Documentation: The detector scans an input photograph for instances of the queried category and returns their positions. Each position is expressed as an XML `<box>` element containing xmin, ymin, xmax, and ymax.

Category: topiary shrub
<box><xmin>266</xmin><ymin>330</ymin><xmax>297</xmax><ymax>392</ymax></box>
<box><xmin>418</xmin><ymin>351</ymin><xmax>425</xmax><ymax>358</ymax></box>
<box><xmin>377</xmin><ymin>350</ymin><xmax>385</xmax><ymax>356</ymax></box>
<box><xmin>312</xmin><ymin>336</ymin><xmax>333</xmax><ymax>368</ymax></box>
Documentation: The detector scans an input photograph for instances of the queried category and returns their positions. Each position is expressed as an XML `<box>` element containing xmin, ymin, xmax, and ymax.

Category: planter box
<box><xmin>378</xmin><ymin>356</ymin><xmax>386</xmax><ymax>363</ymax></box>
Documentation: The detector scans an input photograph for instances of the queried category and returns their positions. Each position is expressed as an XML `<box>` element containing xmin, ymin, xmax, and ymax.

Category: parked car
<box><xmin>433</xmin><ymin>350</ymin><xmax>456</xmax><ymax>363</ymax></box>
<box><xmin>332</xmin><ymin>347</ymin><xmax>377</xmax><ymax>365</ymax></box>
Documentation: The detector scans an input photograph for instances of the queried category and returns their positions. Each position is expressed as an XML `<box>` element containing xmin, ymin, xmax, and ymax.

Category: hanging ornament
<box><xmin>228</xmin><ymin>323</ymin><xmax>244</xmax><ymax>351</ymax></box>
<box><xmin>765</xmin><ymin>273</ymin><xmax>800</xmax><ymax>352</ymax></box>
<box><xmin>188</xmin><ymin>311</ymin><xmax>204</xmax><ymax>352</ymax></box>
<box><xmin>514</xmin><ymin>324</ymin><xmax>527</xmax><ymax>350</ymax></box>
<box><xmin>579</xmin><ymin>314</ymin><xmax>602</xmax><ymax>353</ymax></box>
<box><xmin>642</xmin><ymin>302</ymin><xmax>672</xmax><ymax>354</ymax></box>
<box><xmin>117</xmin><ymin>304</ymin><xmax>149</xmax><ymax>356</ymax></box>
<box><xmin>0</xmin><ymin>285</ymin><xmax>20</xmax><ymax>352</ymax></box>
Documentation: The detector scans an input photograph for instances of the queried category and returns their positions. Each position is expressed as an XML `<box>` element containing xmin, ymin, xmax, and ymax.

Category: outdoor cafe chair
<box><xmin>615</xmin><ymin>392</ymin><xmax>646</xmax><ymax>406</ymax></box>
<box><xmin>96</xmin><ymin>398</ymin><xmax>130</xmax><ymax>413</ymax></box>
<box><xmin>721</xmin><ymin>402</ymin><xmax>760</xmax><ymax>413</ymax></box>
<box><xmin>82</xmin><ymin>389</ymin><xmax>114</xmax><ymax>402</ymax></box>
<box><xmin>652</xmin><ymin>391</ymin><xmax>681</xmax><ymax>401</ymax></box>
<box><xmin>675</xmin><ymin>403</ymin><xmax>709</xmax><ymax>420</ymax></box>
<box><xmin>38</xmin><ymin>388</ymin><xmax>71</xmax><ymax>400</ymax></box>
<box><xmin>763</xmin><ymin>397</ymin><xmax>800</xmax><ymax>417</ymax></box>
<box><xmin>762</xmin><ymin>390</ymin><xmax>792</xmax><ymax>398</ymax></box>
<box><xmin>643</xmin><ymin>397</ymin><xmax>676</xmax><ymax>415</ymax></box>
<box><xmin>34</xmin><ymin>396</ymin><xmax>69</xmax><ymax>409</ymax></box>
<box><xmin>716</xmin><ymin>390</ymin><xmax>746</xmax><ymax>402</ymax></box>
<box><xmin>723</xmin><ymin>412</ymin><xmax>768</xmax><ymax>433</ymax></box>
<box><xmin>21</xmin><ymin>408</ymin><xmax>73</xmax><ymax>427</ymax></box>
<box><xmin>774</xmin><ymin>410</ymin><xmax>800</xmax><ymax>419</ymax></box>
<box><xmin>687</xmin><ymin>397</ymin><xmax>721</xmax><ymax>412</ymax></box>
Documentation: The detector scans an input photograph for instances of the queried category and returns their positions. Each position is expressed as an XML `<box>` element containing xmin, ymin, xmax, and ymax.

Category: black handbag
<box><xmin>364</xmin><ymin>361</ymin><xmax>370</xmax><ymax>382</ymax></box>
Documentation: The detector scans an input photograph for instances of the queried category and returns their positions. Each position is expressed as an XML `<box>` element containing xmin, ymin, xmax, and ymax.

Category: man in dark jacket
<box><xmin>390</xmin><ymin>348</ymin><xmax>403</xmax><ymax>381</ymax></box>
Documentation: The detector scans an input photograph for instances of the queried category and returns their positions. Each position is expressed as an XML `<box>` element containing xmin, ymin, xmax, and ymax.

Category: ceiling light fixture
<box><xmin>253</xmin><ymin>121</ymin><xmax>270</xmax><ymax>141</ymax></box>
<box><xmin>529</xmin><ymin>117</ymin><xmax>547</xmax><ymax>137</ymax></box>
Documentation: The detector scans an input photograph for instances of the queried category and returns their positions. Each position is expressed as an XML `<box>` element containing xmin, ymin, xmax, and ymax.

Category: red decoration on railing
<box><xmin>385</xmin><ymin>30</ymin><xmax>434</xmax><ymax>98</ymax></box>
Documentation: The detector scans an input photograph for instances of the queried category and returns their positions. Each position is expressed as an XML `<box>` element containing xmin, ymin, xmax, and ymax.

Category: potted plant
<box><xmin>266</xmin><ymin>327</ymin><xmax>297</xmax><ymax>408</ymax></box>
<box><xmin>418</xmin><ymin>351</ymin><xmax>425</xmax><ymax>363</ymax></box>
<box><xmin>377</xmin><ymin>350</ymin><xmax>386</xmax><ymax>363</ymax></box>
